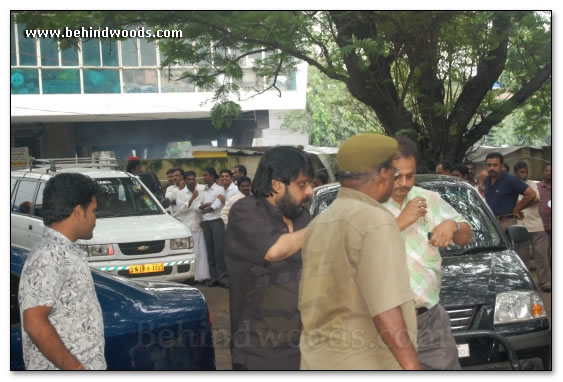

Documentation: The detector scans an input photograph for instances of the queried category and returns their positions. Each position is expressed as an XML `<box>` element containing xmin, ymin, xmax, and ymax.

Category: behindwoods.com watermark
<box><xmin>24</xmin><ymin>26</ymin><xmax>182</xmax><ymax>39</ymax></box>
<box><xmin>133</xmin><ymin>321</ymin><xmax>449</xmax><ymax>351</ymax></box>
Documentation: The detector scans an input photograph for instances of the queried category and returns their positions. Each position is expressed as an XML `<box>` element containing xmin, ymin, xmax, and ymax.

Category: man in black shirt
<box><xmin>224</xmin><ymin>146</ymin><xmax>315</xmax><ymax>370</ymax></box>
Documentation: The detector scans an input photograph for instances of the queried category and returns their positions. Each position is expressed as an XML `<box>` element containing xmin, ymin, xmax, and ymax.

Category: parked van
<box><xmin>10</xmin><ymin>158</ymin><xmax>195</xmax><ymax>282</ymax></box>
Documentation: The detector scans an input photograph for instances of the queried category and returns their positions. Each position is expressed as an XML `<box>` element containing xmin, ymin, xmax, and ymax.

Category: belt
<box><xmin>416</xmin><ymin>307</ymin><xmax>429</xmax><ymax>316</ymax></box>
<box><xmin>496</xmin><ymin>215</ymin><xmax>514</xmax><ymax>221</ymax></box>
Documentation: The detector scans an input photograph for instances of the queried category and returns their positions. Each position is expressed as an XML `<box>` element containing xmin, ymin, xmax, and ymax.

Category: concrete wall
<box><xmin>472</xmin><ymin>146</ymin><xmax>551</xmax><ymax>181</ymax></box>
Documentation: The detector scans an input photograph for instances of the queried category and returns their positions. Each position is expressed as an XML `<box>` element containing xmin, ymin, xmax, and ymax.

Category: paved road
<box><xmin>189</xmin><ymin>279</ymin><xmax>551</xmax><ymax>371</ymax></box>
<box><xmin>193</xmin><ymin>285</ymin><xmax>233</xmax><ymax>370</ymax></box>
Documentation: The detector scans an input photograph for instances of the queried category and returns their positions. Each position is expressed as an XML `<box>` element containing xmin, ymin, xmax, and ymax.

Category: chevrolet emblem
<box><xmin>137</xmin><ymin>245</ymin><xmax>149</xmax><ymax>251</ymax></box>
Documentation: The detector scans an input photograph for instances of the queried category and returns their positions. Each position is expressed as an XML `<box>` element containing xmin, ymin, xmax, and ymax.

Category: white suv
<box><xmin>11</xmin><ymin>160</ymin><xmax>195</xmax><ymax>282</ymax></box>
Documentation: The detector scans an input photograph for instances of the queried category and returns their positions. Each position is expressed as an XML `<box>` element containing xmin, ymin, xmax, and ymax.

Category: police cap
<box><xmin>337</xmin><ymin>134</ymin><xmax>398</xmax><ymax>173</ymax></box>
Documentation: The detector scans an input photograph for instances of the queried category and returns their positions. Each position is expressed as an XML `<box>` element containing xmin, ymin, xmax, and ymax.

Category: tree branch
<box><xmin>464</xmin><ymin>63</ymin><xmax>551</xmax><ymax>145</ymax></box>
<box><xmin>239</xmin><ymin>57</ymin><xmax>284</xmax><ymax>101</ymax></box>
<box><xmin>446</xmin><ymin>12</ymin><xmax>511</xmax><ymax>132</ymax></box>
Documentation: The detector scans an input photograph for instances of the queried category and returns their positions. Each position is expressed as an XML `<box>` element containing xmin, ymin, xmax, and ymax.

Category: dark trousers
<box><xmin>546</xmin><ymin>230</ymin><xmax>552</xmax><ymax>269</ymax></box>
<box><xmin>201</xmin><ymin>218</ymin><xmax>228</xmax><ymax>285</ymax></box>
<box><xmin>516</xmin><ymin>231</ymin><xmax>551</xmax><ymax>288</ymax></box>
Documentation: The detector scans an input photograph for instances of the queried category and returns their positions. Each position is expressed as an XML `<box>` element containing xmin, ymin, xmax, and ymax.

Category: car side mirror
<box><xmin>160</xmin><ymin>197</ymin><xmax>171</xmax><ymax>209</ymax></box>
<box><xmin>506</xmin><ymin>225</ymin><xmax>529</xmax><ymax>246</ymax></box>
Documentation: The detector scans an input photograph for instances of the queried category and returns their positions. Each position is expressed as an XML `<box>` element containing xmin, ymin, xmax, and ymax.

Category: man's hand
<box><xmin>373</xmin><ymin>307</ymin><xmax>421</xmax><ymax>370</ymax></box>
<box><xmin>217</xmin><ymin>194</ymin><xmax>225</xmax><ymax>204</ymax></box>
<box><xmin>199</xmin><ymin>202</ymin><xmax>212</xmax><ymax>211</ymax></box>
<box><xmin>190</xmin><ymin>190</ymin><xmax>199</xmax><ymax>201</ymax></box>
<box><xmin>513</xmin><ymin>210</ymin><xmax>524</xmax><ymax>220</ymax></box>
<box><xmin>23</xmin><ymin>306</ymin><xmax>84</xmax><ymax>370</ymax></box>
<box><xmin>429</xmin><ymin>220</ymin><xmax>457</xmax><ymax>247</ymax></box>
<box><xmin>396</xmin><ymin>196</ymin><xmax>427</xmax><ymax>231</ymax></box>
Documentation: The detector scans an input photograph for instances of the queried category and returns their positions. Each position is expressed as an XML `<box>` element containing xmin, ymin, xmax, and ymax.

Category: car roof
<box><xmin>11</xmin><ymin>167</ymin><xmax>131</xmax><ymax>179</ymax></box>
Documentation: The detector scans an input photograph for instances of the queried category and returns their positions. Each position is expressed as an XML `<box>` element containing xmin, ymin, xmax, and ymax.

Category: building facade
<box><xmin>10</xmin><ymin>16</ymin><xmax>308</xmax><ymax>160</ymax></box>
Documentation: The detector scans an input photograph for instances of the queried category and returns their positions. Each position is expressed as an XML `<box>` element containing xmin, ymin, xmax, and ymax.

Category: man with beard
<box><xmin>299</xmin><ymin>134</ymin><xmax>420</xmax><ymax>370</ymax></box>
<box><xmin>224</xmin><ymin>146</ymin><xmax>314</xmax><ymax>370</ymax></box>
<box><xmin>382</xmin><ymin>136</ymin><xmax>472</xmax><ymax>370</ymax></box>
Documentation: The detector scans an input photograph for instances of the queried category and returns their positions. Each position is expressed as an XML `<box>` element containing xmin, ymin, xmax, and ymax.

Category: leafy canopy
<box><xmin>17</xmin><ymin>11</ymin><xmax>551</xmax><ymax>161</ymax></box>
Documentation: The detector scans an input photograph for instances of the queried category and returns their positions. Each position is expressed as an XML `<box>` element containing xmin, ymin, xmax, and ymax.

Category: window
<box><xmin>11</xmin><ymin>68</ymin><xmax>39</xmax><ymax>94</ymax></box>
<box><xmin>95</xmin><ymin>177</ymin><xmax>163</xmax><ymax>218</ymax></box>
<box><xmin>40</xmin><ymin>38</ymin><xmax>59</xmax><ymax>66</ymax></box>
<box><xmin>160</xmin><ymin>68</ymin><xmax>195</xmax><ymax>93</ymax></box>
<box><xmin>12</xmin><ymin>180</ymin><xmax>37</xmax><ymax>215</ymax></box>
<box><xmin>121</xmin><ymin>38</ymin><xmax>139</xmax><ymax>66</ymax></box>
<box><xmin>17</xmin><ymin>23</ymin><xmax>37</xmax><ymax>66</ymax></box>
<box><xmin>32</xmin><ymin>182</ymin><xmax>46</xmax><ymax>218</ymax></box>
<box><xmin>101</xmin><ymin>40</ymin><xmax>118</xmax><ymax>66</ymax></box>
<box><xmin>82</xmin><ymin>39</ymin><xmax>101</xmax><ymax>66</ymax></box>
<box><xmin>11</xmin><ymin>178</ymin><xmax>17</xmax><ymax>196</ymax></box>
<box><xmin>123</xmin><ymin>69</ymin><xmax>158</xmax><ymax>93</ymax></box>
<box><xmin>10</xmin><ymin>16</ymin><xmax>17</xmax><ymax>66</ymax></box>
<box><xmin>61</xmin><ymin>46</ymin><xmax>79</xmax><ymax>66</ymax></box>
<box><xmin>233</xmin><ymin>69</ymin><xmax>264</xmax><ymax>91</ymax></box>
<box><xmin>42</xmin><ymin>69</ymin><xmax>81</xmax><ymax>94</ymax></box>
<box><xmin>269</xmin><ymin>70</ymin><xmax>296</xmax><ymax>91</ymax></box>
<box><xmin>140</xmin><ymin>39</ymin><xmax>156</xmax><ymax>66</ymax></box>
<box><xmin>83</xmin><ymin>69</ymin><xmax>121</xmax><ymax>93</ymax></box>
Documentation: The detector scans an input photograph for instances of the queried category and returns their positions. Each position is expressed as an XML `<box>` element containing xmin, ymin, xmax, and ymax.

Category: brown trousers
<box><xmin>416</xmin><ymin>304</ymin><xmax>462</xmax><ymax>370</ymax></box>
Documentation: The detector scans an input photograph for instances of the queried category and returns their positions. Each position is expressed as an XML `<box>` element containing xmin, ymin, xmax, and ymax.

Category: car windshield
<box><xmin>311</xmin><ymin>183</ymin><xmax>505</xmax><ymax>257</ymax></box>
<box><xmin>94</xmin><ymin>177</ymin><xmax>163</xmax><ymax>218</ymax></box>
<box><xmin>420</xmin><ymin>183</ymin><xmax>504</xmax><ymax>256</ymax></box>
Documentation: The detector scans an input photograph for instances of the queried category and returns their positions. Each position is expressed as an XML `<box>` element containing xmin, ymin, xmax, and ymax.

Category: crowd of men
<box><xmin>17</xmin><ymin>135</ymin><xmax>551</xmax><ymax>370</ymax></box>
<box><xmin>164</xmin><ymin>164</ymin><xmax>251</xmax><ymax>287</ymax></box>
<box><xmin>430</xmin><ymin>155</ymin><xmax>552</xmax><ymax>292</ymax></box>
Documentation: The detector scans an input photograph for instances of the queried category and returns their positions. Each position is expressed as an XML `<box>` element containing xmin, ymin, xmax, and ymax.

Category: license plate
<box><xmin>129</xmin><ymin>263</ymin><xmax>165</xmax><ymax>274</ymax></box>
<box><xmin>457</xmin><ymin>344</ymin><xmax>470</xmax><ymax>358</ymax></box>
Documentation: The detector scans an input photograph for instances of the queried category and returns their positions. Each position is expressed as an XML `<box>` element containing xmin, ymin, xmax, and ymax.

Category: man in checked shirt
<box><xmin>382</xmin><ymin>136</ymin><xmax>473</xmax><ymax>370</ymax></box>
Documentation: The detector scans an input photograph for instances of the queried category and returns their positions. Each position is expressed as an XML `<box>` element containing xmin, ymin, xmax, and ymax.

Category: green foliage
<box><xmin>282</xmin><ymin>66</ymin><xmax>383</xmax><ymax>147</ymax></box>
<box><xmin>489</xmin><ymin>100</ymin><xmax>551</xmax><ymax>146</ymax></box>
<box><xmin>210</xmin><ymin>100</ymin><xmax>242</xmax><ymax>130</ymax></box>
<box><xmin>15</xmin><ymin>11</ymin><xmax>551</xmax><ymax>160</ymax></box>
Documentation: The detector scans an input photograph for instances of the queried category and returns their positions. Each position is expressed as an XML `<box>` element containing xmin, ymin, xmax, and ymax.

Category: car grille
<box><xmin>447</xmin><ymin>307</ymin><xmax>475</xmax><ymax>332</ymax></box>
<box><xmin>119</xmin><ymin>240</ymin><xmax>165</xmax><ymax>255</ymax></box>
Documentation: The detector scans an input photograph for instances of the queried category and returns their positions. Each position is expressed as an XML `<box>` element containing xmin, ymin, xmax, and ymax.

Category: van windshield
<box><xmin>94</xmin><ymin>177</ymin><xmax>164</xmax><ymax>218</ymax></box>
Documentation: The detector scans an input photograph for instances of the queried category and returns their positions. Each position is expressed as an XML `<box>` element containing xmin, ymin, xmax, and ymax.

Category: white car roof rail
<box><xmin>30</xmin><ymin>156</ymin><xmax>120</xmax><ymax>172</ymax></box>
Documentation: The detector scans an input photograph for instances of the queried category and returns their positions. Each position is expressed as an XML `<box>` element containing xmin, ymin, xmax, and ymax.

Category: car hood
<box><xmin>440</xmin><ymin>249</ymin><xmax>536</xmax><ymax>308</ymax></box>
<box><xmin>77</xmin><ymin>214</ymin><xmax>191</xmax><ymax>245</ymax></box>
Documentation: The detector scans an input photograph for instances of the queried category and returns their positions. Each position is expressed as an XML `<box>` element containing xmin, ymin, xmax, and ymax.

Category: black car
<box><xmin>310</xmin><ymin>175</ymin><xmax>551</xmax><ymax>370</ymax></box>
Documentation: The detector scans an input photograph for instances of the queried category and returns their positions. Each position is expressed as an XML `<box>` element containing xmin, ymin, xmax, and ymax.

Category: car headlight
<box><xmin>79</xmin><ymin>244</ymin><xmax>114</xmax><ymax>257</ymax></box>
<box><xmin>494</xmin><ymin>290</ymin><xmax>547</xmax><ymax>325</ymax></box>
<box><xmin>170</xmin><ymin>237</ymin><xmax>193</xmax><ymax>250</ymax></box>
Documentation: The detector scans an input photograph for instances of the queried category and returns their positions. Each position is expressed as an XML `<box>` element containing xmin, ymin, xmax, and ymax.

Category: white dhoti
<box><xmin>192</xmin><ymin>230</ymin><xmax>210</xmax><ymax>281</ymax></box>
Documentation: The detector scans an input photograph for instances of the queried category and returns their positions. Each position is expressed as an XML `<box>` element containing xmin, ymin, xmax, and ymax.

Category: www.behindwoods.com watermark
<box><xmin>24</xmin><ymin>26</ymin><xmax>182</xmax><ymax>39</ymax></box>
